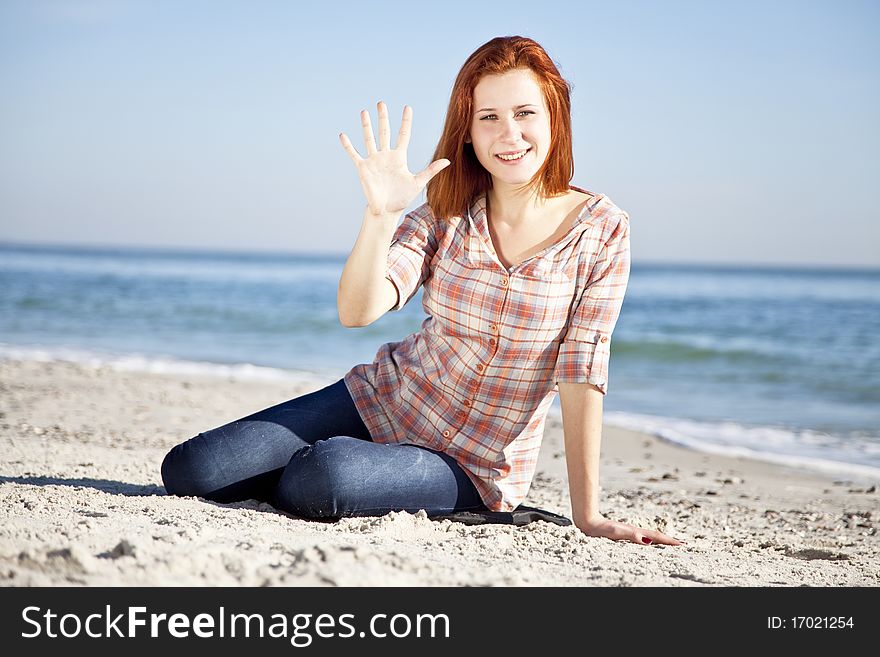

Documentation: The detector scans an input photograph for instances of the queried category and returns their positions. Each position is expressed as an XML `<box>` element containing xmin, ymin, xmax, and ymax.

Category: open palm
<box><xmin>339</xmin><ymin>101</ymin><xmax>450</xmax><ymax>216</ymax></box>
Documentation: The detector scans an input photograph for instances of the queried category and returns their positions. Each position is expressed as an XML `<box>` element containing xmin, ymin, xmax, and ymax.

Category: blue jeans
<box><xmin>161</xmin><ymin>378</ymin><xmax>489</xmax><ymax>519</ymax></box>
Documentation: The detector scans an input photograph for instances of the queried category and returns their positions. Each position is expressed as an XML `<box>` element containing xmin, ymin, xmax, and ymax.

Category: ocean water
<box><xmin>2</xmin><ymin>242</ymin><xmax>878</xmax><ymax>482</ymax></box>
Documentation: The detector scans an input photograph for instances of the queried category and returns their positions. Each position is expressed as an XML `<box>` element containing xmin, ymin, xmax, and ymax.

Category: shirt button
<box><xmin>489</xmin><ymin>324</ymin><xmax>498</xmax><ymax>332</ymax></box>
<box><xmin>600</xmin><ymin>336</ymin><xmax>608</xmax><ymax>343</ymax></box>
<box><xmin>489</xmin><ymin>338</ymin><xmax>497</xmax><ymax>346</ymax></box>
<box><xmin>476</xmin><ymin>363</ymin><xmax>484</xmax><ymax>372</ymax></box>
<box><xmin>442</xmin><ymin>430</ymin><xmax>451</xmax><ymax>438</ymax></box>
<box><xmin>501</xmin><ymin>278</ymin><xmax>508</xmax><ymax>287</ymax></box>
<box><xmin>463</xmin><ymin>399</ymin><xmax>471</xmax><ymax>407</ymax></box>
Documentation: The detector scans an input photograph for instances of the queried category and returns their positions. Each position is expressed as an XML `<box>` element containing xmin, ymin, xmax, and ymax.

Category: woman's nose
<box><xmin>498</xmin><ymin>117</ymin><xmax>521</xmax><ymax>141</ymax></box>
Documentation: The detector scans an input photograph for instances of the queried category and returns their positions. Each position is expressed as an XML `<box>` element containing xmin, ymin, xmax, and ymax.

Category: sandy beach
<box><xmin>0</xmin><ymin>357</ymin><xmax>876</xmax><ymax>587</ymax></box>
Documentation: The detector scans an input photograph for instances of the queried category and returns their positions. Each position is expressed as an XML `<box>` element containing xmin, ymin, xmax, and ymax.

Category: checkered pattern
<box><xmin>344</xmin><ymin>187</ymin><xmax>631</xmax><ymax>511</ymax></box>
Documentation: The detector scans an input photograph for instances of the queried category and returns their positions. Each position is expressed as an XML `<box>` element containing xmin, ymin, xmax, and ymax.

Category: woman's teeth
<box><xmin>496</xmin><ymin>149</ymin><xmax>529</xmax><ymax>161</ymax></box>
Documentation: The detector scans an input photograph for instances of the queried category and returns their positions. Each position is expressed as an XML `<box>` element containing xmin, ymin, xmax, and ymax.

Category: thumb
<box><xmin>414</xmin><ymin>158</ymin><xmax>451</xmax><ymax>188</ymax></box>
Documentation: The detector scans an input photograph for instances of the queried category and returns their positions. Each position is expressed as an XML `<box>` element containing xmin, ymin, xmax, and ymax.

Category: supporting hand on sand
<box><xmin>577</xmin><ymin>516</ymin><xmax>687</xmax><ymax>547</ymax></box>
<box><xmin>339</xmin><ymin>101</ymin><xmax>451</xmax><ymax>217</ymax></box>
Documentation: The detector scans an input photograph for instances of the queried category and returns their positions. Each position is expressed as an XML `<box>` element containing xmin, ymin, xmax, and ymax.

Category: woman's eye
<box><xmin>479</xmin><ymin>110</ymin><xmax>534</xmax><ymax>121</ymax></box>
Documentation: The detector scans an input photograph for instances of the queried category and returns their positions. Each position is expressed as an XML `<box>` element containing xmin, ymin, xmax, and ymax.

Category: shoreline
<box><xmin>0</xmin><ymin>357</ymin><xmax>877</xmax><ymax>586</ymax></box>
<box><xmin>4</xmin><ymin>345</ymin><xmax>876</xmax><ymax>485</ymax></box>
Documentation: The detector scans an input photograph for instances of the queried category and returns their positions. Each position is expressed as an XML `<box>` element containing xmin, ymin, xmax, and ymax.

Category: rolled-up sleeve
<box><xmin>385</xmin><ymin>204</ymin><xmax>439</xmax><ymax>311</ymax></box>
<box><xmin>554</xmin><ymin>212</ymin><xmax>631</xmax><ymax>393</ymax></box>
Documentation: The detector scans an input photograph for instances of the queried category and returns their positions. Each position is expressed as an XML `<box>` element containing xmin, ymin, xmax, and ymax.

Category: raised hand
<box><xmin>577</xmin><ymin>515</ymin><xmax>687</xmax><ymax>546</ymax></box>
<box><xmin>339</xmin><ymin>101</ymin><xmax>451</xmax><ymax>217</ymax></box>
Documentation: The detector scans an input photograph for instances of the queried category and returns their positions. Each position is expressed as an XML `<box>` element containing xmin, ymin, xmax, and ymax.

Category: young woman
<box><xmin>162</xmin><ymin>36</ymin><xmax>684</xmax><ymax>547</ymax></box>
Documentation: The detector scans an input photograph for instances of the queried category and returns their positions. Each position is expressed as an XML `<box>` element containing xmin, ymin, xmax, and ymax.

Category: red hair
<box><xmin>426</xmin><ymin>36</ymin><xmax>575</xmax><ymax>220</ymax></box>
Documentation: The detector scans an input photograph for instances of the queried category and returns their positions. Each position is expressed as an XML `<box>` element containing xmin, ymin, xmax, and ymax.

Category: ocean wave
<box><xmin>0</xmin><ymin>251</ymin><xmax>342</xmax><ymax>284</ymax></box>
<box><xmin>0</xmin><ymin>343</ymin><xmax>342</xmax><ymax>386</ymax></box>
<box><xmin>586</xmin><ymin>409</ymin><xmax>880</xmax><ymax>484</ymax></box>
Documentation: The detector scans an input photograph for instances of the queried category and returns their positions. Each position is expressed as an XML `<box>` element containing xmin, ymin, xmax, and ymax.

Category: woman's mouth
<box><xmin>495</xmin><ymin>148</ymin><xmax>531</xmax><ymax>164</ymax></box>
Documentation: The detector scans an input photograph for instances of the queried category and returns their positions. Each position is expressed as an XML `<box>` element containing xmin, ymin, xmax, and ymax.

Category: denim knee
<box><xmin>273</xmin><ymin>438</ymin><xmax>362</xmax><ymax>519</ymax></box>
<box><xmin>161</xmin><ymin>435</ymin><xmax>219</xmax><ymax>498</ymax></box>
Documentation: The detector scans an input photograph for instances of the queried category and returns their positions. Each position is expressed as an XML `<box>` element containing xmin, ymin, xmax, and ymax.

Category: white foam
<box><xmin>598</xmin><ymin>409</ymin><xmax>880</xmax><ymax>484</ymax></box>
<box><xmin>0</xmin><ymin>343</ymin><xmax>341</xmax><ymax>386</ymax></box>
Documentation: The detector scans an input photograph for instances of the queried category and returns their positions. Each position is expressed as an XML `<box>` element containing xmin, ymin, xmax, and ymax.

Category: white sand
<box><xmin>0</xmin><ymin>358</ymin><xmax>876</xmax><ymax>586</ymax></box>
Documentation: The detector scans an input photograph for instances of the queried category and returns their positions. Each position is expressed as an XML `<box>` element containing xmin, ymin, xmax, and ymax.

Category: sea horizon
<box><xmin>2</xmin><ymin>238</ymin><xmax>878</xmax><ymax>274</ymax></box>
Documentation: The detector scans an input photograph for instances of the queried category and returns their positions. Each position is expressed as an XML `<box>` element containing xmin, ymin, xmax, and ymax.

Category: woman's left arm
<box><xmin>558</xmin><ymin>380</ymin><xmax>685</xmax><ymax>546</ymax></box>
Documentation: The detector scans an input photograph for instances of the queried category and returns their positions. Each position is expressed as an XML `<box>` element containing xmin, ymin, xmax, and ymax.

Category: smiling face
<box><xmin>467</xmin><ymin>68</ymin><xmax>552</xmax><ymax>188</ymax></box>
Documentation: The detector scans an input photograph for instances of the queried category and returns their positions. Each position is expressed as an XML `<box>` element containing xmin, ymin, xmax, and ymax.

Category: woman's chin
<box><xmin>491</xmin><ymin>170</ymin><xmax>537</xmax><ymax>186</ymax></box>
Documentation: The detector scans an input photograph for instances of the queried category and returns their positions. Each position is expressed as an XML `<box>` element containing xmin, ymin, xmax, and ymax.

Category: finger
<box><xmin>653</xmin><ymin>531</ymin><xmax>687</xmax><ymax>546</ymax></box>
<box><xmin>413</xmin><ymin>158</ymin><xmax>451</xmax><ymax>188</ymax></box>
<box><xmin>613</xmin><ymin>524</ymin><xmax>639</xmax><ymax>542</ymax></box>
<box><xmin>361</xmin><ymin>109</ymin><xmax>377</xmax><ymax>155</ymax></box>
<box><xmin>395</xmin><ymin>105</ymin><xmax>412</xmax><ymax>151</ymax></box>
<box><xmin>636</xmin><ymin>530</ymin><xmax>686</xmax><ymax>547</ymax></box>
<box><xmin>338</xmin><ymin>133</ymin><xmax>363</xmax><ymax>163</ymax></box>
<box><xmin>377</xmin><ymin>101</ymin><xmax>390</xmax><ymax>151</ymax></box>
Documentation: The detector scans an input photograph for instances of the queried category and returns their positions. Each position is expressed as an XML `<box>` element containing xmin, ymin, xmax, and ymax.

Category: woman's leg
<box><xmin>161</xmin><ymin>379</ymin><xmax>371</xmax><ymax>503</ymax></box>
<box><xmin>273</xmin><ymin>436</ymin><xmax>489</xmax><ymax>519</ymax></box>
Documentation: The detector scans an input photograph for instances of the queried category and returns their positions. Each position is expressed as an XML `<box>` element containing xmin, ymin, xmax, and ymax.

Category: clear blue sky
<box><xmin>1</xmin><ymin>0</ymin><xmax>877</xmax><ymax>268</ymax></box>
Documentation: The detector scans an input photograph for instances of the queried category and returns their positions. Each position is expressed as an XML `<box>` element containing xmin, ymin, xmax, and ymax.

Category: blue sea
<box><xmin>2</xmin><ymin>242</ymin><xmax>878</xmax><ymax>483</ymax></box>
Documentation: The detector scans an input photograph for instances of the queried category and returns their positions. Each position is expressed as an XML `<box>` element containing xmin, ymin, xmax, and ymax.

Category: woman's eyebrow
<box><xmin>474</xmin><ymin>103</ymin><xmax>539</xmax><ymax>114</ymax></box>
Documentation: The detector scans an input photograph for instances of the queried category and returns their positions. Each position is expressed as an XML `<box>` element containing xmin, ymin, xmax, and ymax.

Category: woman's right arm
<box><xmin>336</xmin><ymin>101</ymin><xmax>449</xmax><ymax>327</ymax></box>
<box><xmin>337</xmin><ymin>207</ymin><xmax>402</xmax><ymax>327</ymax></box>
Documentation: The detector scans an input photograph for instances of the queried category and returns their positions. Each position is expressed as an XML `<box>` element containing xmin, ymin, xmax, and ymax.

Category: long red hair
<box><xmin>426</xmin><ymin>36</ymin><xmax>575</xmax><ymax>220</ymax></box>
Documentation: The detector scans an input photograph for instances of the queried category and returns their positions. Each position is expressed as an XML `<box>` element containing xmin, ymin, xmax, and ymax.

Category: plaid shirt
<box><xmin>344</xmin><ymin>186</ymin><xmax>631</xmax><ymax>511</ymax></box>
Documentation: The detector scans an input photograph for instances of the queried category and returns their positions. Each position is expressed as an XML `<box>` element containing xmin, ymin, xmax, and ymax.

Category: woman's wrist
<box><xmin>573</xmin><ymin>511</ymin><xmax>605</xmax><ymax>529</ymax></box>
<box><xmin>364</xmin><ymin>205</ymin><xmax>402</xmax><ymax>222</ymax></box>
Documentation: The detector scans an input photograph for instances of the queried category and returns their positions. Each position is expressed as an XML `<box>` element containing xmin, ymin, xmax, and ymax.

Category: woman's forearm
<box><xmin>337</xmin><ymin>206</ymin><xmax>402</xmax><ymax>327</ymax></box>
<box><xmin>558</xmin><ymin>381</ymin><xmax>605</xmax><ymax>527</ymax></box>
